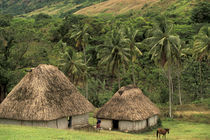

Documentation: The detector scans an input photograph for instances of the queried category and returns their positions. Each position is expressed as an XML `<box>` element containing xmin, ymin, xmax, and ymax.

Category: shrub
<box><xmin>191</xmin><ymin>1</ymin><xmax>210</xmax><ymax>23</ymax></box>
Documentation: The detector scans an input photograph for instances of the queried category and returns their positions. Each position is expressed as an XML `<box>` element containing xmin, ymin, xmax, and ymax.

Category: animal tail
<box><xmin>156</xmin><ymin>130</ymin><xmax>158</xmax><ymax>138</ymax></box>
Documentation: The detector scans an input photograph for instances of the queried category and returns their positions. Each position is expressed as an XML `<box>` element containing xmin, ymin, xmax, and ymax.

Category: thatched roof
<box><xmin>0</xmin><ymin>64</ymin><xmax>94</xmax><ymax>121</ymax></box>
<box><xmin>96</xmin><ymin>85</ymin><xmax>160</xmax><ymax>121</ymax></box>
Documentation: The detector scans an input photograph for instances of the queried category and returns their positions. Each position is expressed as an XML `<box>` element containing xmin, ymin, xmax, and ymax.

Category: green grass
<box><xmin>0</xmin><ymin>120</ymin><xmax>210</xmax><ymax>140</ymax></box>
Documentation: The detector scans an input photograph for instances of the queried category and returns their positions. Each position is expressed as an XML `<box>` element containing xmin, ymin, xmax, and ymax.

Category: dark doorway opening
<box><xmin>68</xmin><ymin>116</ymin><xmax>72</xmax><ymax>128</ymax></box>
<box><xmin>112</xmin><ymin>120</ymin><xmax>119</xmax><ymax>129</ymax></box>
<box><xmin>146</xmin><ymin>119</ymin><xmax>149</xmax><ymax>127</ymax></box>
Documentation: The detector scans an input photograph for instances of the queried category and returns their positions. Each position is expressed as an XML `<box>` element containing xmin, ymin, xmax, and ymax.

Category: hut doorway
<box><xmin>146</xmin><ymin>119</ymin><xmax>149</xmax><ymax>127</ymax></box>
<box><xmin>112</xmin><ymin>120</ymin><xmax>119</xmax><ymax>130</ymax></box>
<box><xmin>68</xmin><ymin>117</ymin><xmax>72</xmax><ymax>128</ymax></box>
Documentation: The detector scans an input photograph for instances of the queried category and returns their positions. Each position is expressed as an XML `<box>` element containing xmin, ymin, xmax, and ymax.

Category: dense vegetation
<box><xmin>0</xmin><ymin>0</ymin><xmax>209</xmax><ymax>118</ymax></box>
<box><xmin>0</xmin><ymin>0</ymin><xmax>106</xmax><ymax>16</ymax></box>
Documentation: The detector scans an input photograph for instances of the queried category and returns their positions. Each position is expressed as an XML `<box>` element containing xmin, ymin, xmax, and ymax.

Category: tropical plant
<box><xmin>191</xmin><ymin>1</ymin><xmax>210</xmax><ymax>23</ymax></box>
<box><xmin>193</xmin><ymin>25</ymin><xmax>210</xmax><ymax>61</ymax></box>
<box><xmin>193</xmin><ymin>25</ymin><xmax>210</xmax><ymax>99</ymax></box>
<box><xmin>59</xmin><ymin>47</ymin><xmax>87</xmax><ymax>86</ymax></box>
<box><xmin>145</xmin><ymin>17</ymin><xmax>181</xmax><ymax>117</ymax></box>
<box><xmin>123</xmin><ymin>26</ymin><xmax>142</xmax><ymax>85</ymax></box>
<box><xmin>97</xmin><ymin>28</ymin><xmax>130</xmax><ymax>89</ymax></box>
<box><xmin>174</xmin><ymin>42</ymin><xmax>187</xmax><ymax>105</ymax></box>
<box><xmin>70</xmin><ymin>24</ymin><xmax>90</xmax><ymax>99</ymax></box>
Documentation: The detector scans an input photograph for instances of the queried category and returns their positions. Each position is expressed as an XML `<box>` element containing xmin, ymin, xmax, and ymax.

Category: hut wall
<box><xmin>148</xmin><ymin>115</ymin><xmax>158</xmax><ymax>127</ymax></box>
<box><xmin>0</xmin><ymin>117</ymin><xmax>68</xmax><ymax>129</ymax></box>
<box><xmin>71</xmin><ymin>113</ymin><xmax>89</xmax><ymax>128</ymax></box>
<box><xmin>33</xmin><ymin>120</ymin><xmax>48</xmax><ymax>127</ymax></box>
<box><xmin>46</xmin><ymin>120</ymin><xmax>57</xmax><ymax>128</ymax></box>
<box><xmin>56</xmin><ymin>117</ymin><xmax>68</xmax><ymax>129</ymax></box>
<box><xmin>119</xmin><ymin>120</ymin><xmax>147</xmax><ymax>131</ymax></box>
<box><xmin>100</xmin><ymin>119</ymin><xmax>112</xmax><ymax>129</ymax></box>
<box><xmin>0</xmin><ymin>118</ymin><xmax>21</xmax><ymax>125</ymax></box>
<box><xmin>22</xmin><ymin>120</ymin><xmax>33</xmax><ymax>126</ymax></box>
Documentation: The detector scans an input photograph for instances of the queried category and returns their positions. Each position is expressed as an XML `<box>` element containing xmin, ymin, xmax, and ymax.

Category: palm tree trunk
<box><xmin>199</xmin><ymin>61</ymin><xmax>203</xmax><ymax>99</ymax></box>
<box><xmin>168</xmin><ymin>68</ymin><xmax>172</xmax><ymax>118</ymax></box>
<box><xmin>85</xmin><ymin>75</ymin><xmax>88</xmax><ymax>99</ymax></box>
<box><xmin>83</xmin><ymin>45</ymin><xmax>88</xmax><ymax>99</ymax></box>
<box><xmin>171</xmin><ymin>75</ymin><xmax>174</xmax><ymax>103</ymax></box>
<box><xmin>132</xmin><ymin>63</ymin><xmax>136</xmax><ymax>85</ymax></box>
<box><xmin>118</xmin><ymin>74</ymin><xmax>121</xmax><ymax>89</ymax></box>
<box><xmin>178</xmin><ymin>72</ymin><xmax>182</xmax><ymax>105</ymax></box>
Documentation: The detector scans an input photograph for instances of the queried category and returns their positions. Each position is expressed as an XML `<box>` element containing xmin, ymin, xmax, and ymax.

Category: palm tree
<box><xmin>70</xmin><ymin>24</ymin><xmax>90</xmax><ymax>99</ymax></box>
<box><xmin>193</xmin><ymin>25</ymin><xmax>210</xmax><ymax>99</ymax></box>
<box><xmin>145</xmin><ymin>17</ymin><xmax>181</xmax><ymax>118</ymax></box>
<box><xmin>194</xmin><ymin>25</ymin><xmax>210</xmax><ymax>60</ymax></box>
<box><xmin>59</xmin><ymin>47</ymin><xmax>87</xmax><ymax>86</ymax></box>
<box><xmin>70</xmin><ymin>24</ymin><xmax>90</xmax><ymax>63</ymax></box>
<box><xmin>97</xmin><ymin>28</ymin><xmax>130</xmax><ymax>89</ymax></box>
<box><xmin>123</xmin><ymin>26</ymin><xmax>142</xmax><ymax>85</ymax></box>
<box><xmin>174</xmin><ymin>42</ymin><xmax>187</xmax><ymax>105</ymax></box>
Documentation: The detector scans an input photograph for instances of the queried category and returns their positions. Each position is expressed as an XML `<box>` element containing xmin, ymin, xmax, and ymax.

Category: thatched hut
<box><xmin>96</xmin><ymin>85</ymin><xmax>160</xmax><ymax>132</ymax></box>
<box><xmin>0</xmin><ymin>64</ymin><xmax>94</xmax><ymax>129</ymax></box>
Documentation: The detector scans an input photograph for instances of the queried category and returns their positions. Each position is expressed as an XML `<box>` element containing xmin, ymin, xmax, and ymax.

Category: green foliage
<box><xmin>157</xmin><ymin>118</ymin><xmax>162</xmax><ymax>127</ymax></box>
<box><xmin>193</xmin><ymin>25</ymin><xmax>210</xmax><ymax>60</ymax></box>
<box><xmin>0</xmin><ymin>0</ymin><xmax>107</xmax><ymax>16</ymax></box>
<box><xmin>33</xmin><ymin>13</ymin><xmax>52</xmax><ymax>21</ymax></box>
<box><xmin>85</xmin><ymin>78</ymin><xmax>113</xmax><ymax>107</ymax></box>
<box><xmin>146</xmin><ymin>16</ymin><xmax>181</xmax><ymax>68</ymax></box>
<box><xmin>0</xmin><ymin>2</ymin><xmax>209</xmax><ymax>108</ymax></box>
<box><xmin>191</xmin><ymin>1</ymin><xmax>210</xmax><ymax>23</ymax></box>
<box><xmin>97</xmin><ymin>28</ymin><xmax>130</xmax><ymax>76</ymax></box>
<box><xmin>0</xmin><ymin>14</ymin><xmax>13</xmax><ymax>27</ymax></box>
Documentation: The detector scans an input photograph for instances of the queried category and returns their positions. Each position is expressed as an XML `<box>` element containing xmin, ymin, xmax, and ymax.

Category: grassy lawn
<box><xmin>0</xmin><ymin>120</ymin><xmax>210</xmax><ymax>140</ymax></box>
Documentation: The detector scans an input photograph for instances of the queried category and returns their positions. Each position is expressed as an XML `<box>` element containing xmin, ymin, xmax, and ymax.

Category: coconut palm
<box><xmin>59</xmin><ymin>47</ymin><xmax>87</xmax><ymax>86</ymax></box>
<box><xmin>174</xmin><ymin>42</ymin><xmax>187</xmax><ymax>105</ymax></box>
<box><xmin>193</xmin><ymin>25</ymin><xmax>210</xmax><ymax>60</ymax></box>
<box><xmin>70</xmin><ymin>24</ymin><xmax>90</xmax><ymax>99</ymax></box>
<box><xmin>145</xmin><ymin>17</ymin><xmax>181</xmax><ymax>118</ymax></box>
<box><xmin>123</xmin><ymin>26</ymin><xmax>142</xmax><ymax>85</ymax></box>
<box><xmin>97</xmin><ymin>28</ymin><xmax>130</xmax><ymax>89</ymax></box>
<box><xmin>193</xmin><ymin>25</ymin><xmax>210</xmax><ymax>99</ymax></box>
<box><xmin>70</xmin><ymin>24</ymin><xmax>90</xmax><ymax>63</ymax></box>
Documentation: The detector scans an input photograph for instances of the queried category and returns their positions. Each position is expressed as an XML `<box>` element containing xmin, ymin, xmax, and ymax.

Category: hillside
<box><xmin>75</xmin><ymin>0</ymin><xmax>196</xmax><ymax>20</ymax></box>
<box><xmin>0</xmin><ymin>0</ymin><xmax>59</xmax><ymax>15</ymax></box>
<box><xmin>0</xmin><ymin>0</ymin><xmax>104</xmax><ymax>16</ymax></box>
<box><xmin>25</xmin><ymin>0</ymin><xmax>196</xmax><ymax>21</ymax></box>
<box><xmin>1</xmin><ymin>0</ymin><xmax>196</xmax><ymax>18</ymax></box>
<box><xmin>75</xmin><ymin>0</ymin><xmax>158</xmax><ymax>15</ymax></box>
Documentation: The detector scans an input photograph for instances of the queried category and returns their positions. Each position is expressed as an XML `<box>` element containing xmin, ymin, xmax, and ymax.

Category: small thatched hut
<box><xmin>0</xmin><ymin>64</ymin><xmax>94</xmax><ymax>129</ymax></box>
<box><xmin>96</xmin><ymin>85</ymin><xmax>160</xmax><ymax>132</ymax></box>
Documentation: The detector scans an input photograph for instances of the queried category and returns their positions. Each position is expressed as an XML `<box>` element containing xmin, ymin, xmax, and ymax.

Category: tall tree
<box><xmin>193</xmin><ymin>25</ymin><xmax>210</xmax><ymax>99</ymax></box>
<box><xmin>174</xmin><ymin>43</ymin><xmax>187</xmax><ymax>105</ymax></box>
<box><xmin>59</xmin><ymin>47</ymin><xmax>87</xmax><ymax>86</ymax></box>
<box><xmin>97</xmin><ymin>28</ymin><xmax>130</xmax><ymax>89</ymax></box>
<box><xmin>70</xmin><ymin>24</ymin><xmax>90</xmax><ymax>99</ymax></box>
<box><xmin>123</xmin><ymin>26</ymin><xmax>142</xmax><ymax>85</ymax></box>
<box><xmin>0</xmin><ymin>28</ymin><xmax>14</xmax><ymax>102</ymax></box>
<box><xmin>145</xmin><ymin>17</ymin><xmax>181</xmax><ymax>117</ymax></box>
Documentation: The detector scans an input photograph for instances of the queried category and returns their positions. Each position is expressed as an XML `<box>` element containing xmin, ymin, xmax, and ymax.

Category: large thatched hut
<box><xmin>96</xmin><ymin>85</ymin><xmax>160</xmax><ymax>132</ymax></box>
<box><xmin>0</xmin><ymin>64</ymin><xmax>94</xmax><ymax>129</ymax></box>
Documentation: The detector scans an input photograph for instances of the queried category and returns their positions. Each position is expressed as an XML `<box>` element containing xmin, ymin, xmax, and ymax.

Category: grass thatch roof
<box><xmin>0</xmin><ymin>64</ymin><xmax>94</xmax><ymax>121</ymax></box>
<box><xmin>96</xmin><ymin>85</ymin><xmax>160</xmax><ymax>121</ymax></box>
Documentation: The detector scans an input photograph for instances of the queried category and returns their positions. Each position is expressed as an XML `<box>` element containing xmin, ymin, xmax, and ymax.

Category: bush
<box><xmin>157</xmin><ymin>118</ymin><xmax>162</xmax><ymax>127</ymax></box>
<box><xmin>191</xmin><ymin>1</ymin><xmax>210</xmax><ymax>23</ymax></box>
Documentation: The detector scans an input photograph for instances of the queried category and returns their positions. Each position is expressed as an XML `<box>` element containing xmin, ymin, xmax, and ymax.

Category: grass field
<box><xmin>0</xmin><ymin>120</ymin><xmax>210</xmax><ymax>140</ymax></box>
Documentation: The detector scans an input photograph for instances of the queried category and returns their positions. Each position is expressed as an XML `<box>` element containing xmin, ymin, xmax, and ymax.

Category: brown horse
<box><xmin>156</xmin><ymin>128</ymin><xmax>170</xmax><ymax>139</ymax></box>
